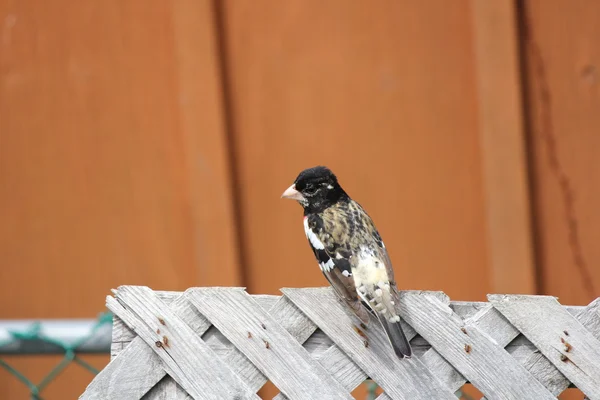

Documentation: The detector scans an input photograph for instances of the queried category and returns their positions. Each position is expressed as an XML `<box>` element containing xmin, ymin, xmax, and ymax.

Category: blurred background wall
<box><xmin>1</xmin><ymin>0</ymin><xmax>598</xmax><ymax>398</ymax></box>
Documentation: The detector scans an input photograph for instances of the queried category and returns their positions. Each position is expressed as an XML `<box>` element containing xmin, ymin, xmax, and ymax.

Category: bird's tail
<box><xmin>378</xmin><ymin>315</ymin><xmax>412</xmax><ymax>359</ymax></box>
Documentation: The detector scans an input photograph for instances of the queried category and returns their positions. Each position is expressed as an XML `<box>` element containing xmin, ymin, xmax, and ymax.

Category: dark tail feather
<box><xmin>379</xmin><ymin>316</ymin><xmax>412</xmax><ymax>359</ymax></box>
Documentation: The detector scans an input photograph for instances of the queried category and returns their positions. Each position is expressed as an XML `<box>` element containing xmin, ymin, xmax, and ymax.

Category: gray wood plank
<box><xmin>110</xmin><ymin>291</ymin><xmax>198</xmax><ymax>359</ymax></box>
<box><xmin>108</xmin><ymin>292</ymin><xmax>587</xmax><ymax>359</ymax></box>
<box><xmin>142</xmin><ymin>376</ymin><xmax>192</xmax><ymax>400</ymax></box>
<box><xmin>110</xmin><ymin>316</ymin><xmax>133</xmax><ymax>359</ymax></box>
<box><xmin>270</xmin><ymin>296</ymin><xmax>377</xmax><ymax>399</ymax></box>
<box><xmin>195</xmin><ymin>294</ymin><xmax>287</xmax><ymax>395</ymax></box>
<box><xmin>80</xmin><ymin>321</ymin><xmax>167</xmax><ymax>400</ymax></box>
<box><xmin>102</xmin><ymin>289</ymin><xmax>266</xmax><ymax>399</ymax></box>
<box><xmin>491</xmin><ymin>298</ymin><xmax>600</xmax><ymax>397</ymax></box>
<box><xmin>190</xmin><ymin>293</ymin><xmax>324</xmax><ymax>396</ymax></box>
<box><xmin>276</xmin><ymin>331</ymin><xmax>369</xmax><ymax>399</ymax></box>
<box><xmin>188</xmin><ymin>287</ymin><xmax>353</xmax><ymax>400</ymax></box>
<box><xmin>283</xmin><ymin>287</ymin><xmax>457</xmax><ymax>400</ymax></box>
<box><xmin>102</xmin><ymin>290</ymin><xmax>359</xmax><ymax>399</ymax></box>
<box><xmin>399</xmin><ymin>291</ymin><xmax>555</xmax><ymax>399</ymax></box>
<box><xmin>417</xmin><ymin>303</ymin><xmax>529</xmax><ymax>395</ymax></box>
<box><xmin>111</xmin><ymin>286</ymin><xmax>259</xmax><ymax>400</ymax></box>
<box><xmin>87</xmin><ymin>287</ymin><xmax>598</xmax><ymax>400</ymax></box>
<box><xmin>490</xmin><ymin>295</ymin><xmax>600</xmax><ymax>399</ymax></box>
<box><xmin>83</xmin><ymin>291</ymin><xmax>204</xmax><ymax>400</ymax></box>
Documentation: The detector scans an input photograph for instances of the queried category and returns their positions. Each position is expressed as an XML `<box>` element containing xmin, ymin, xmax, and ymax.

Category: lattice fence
<box><xmin>80</xmin><ymin>286</ymin><xmax>600</xmax><ymax>399</ymax></box>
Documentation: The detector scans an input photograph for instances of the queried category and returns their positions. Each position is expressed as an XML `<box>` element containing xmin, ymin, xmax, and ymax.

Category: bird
<box><xmin>281</xmin><ymin>166</ymin><xmax>412</xmax><ymax>358</ymax></box>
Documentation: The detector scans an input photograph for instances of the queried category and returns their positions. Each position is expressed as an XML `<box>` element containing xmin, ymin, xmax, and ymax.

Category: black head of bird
<box><xmin>281</xmin><ymin>166</ymin><xmax>347</xmax><ymax>213</ymax></box>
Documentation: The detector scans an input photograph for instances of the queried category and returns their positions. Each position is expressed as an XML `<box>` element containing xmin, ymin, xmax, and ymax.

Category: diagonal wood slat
<box><xmin>81</xmin><ymin>328</ymin><xmax>167</xmax><ymax>400</ymax></box>
<box><xmin>84</xmin><ymin>291</ymin><xmax>204</xmax><ymax>400</ymax></box>
<box><xmin>110</xmin><ymin>286</ymin><xmax>259</xmax><ymax>400</ymax></box>
<box><xmin>490</xmin><ymin>294</ymin><xmax>600</xmax><ymax>399</ymax></box>
<box><xmin>188</xmin><ymin>288</ymin><xmax>353</xmax><ymax>400</ymax></box>
<box><xmin>399</xmin><ymin>291</ymin><xmax>555</xmax><ymax>399</ymax></box>
<box><xmin>495</xmin><ymin>298</ymin><xmax>600</xmax><ymax>397</ymax></box>
<box><xmin>283</xmin><ymin>287</ymin><xmax>457</xmax><ymax>400</ymax></box>
<box><xmin>81</xmin><ymin>286</ymin><xmax>600</xmax><ymax>400</ymax></box>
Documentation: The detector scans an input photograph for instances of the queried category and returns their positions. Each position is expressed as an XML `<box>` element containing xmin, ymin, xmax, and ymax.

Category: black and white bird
<box><xmin>281</xmin><ymin>166</ymin><xmax>412</xmax><ymax>358</ymax></box>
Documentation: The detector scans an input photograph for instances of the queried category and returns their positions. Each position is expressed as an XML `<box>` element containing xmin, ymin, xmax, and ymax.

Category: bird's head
<box><xmin>281</xmin><ymin>166</ymin><xmax>346</xmax><ymax>212</ymax></box>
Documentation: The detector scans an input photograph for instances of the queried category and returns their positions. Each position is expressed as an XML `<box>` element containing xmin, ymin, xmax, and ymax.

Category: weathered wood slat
<box><xmin>490</xmin><ymin>294</ymin><xmax>600</xmax><ymax>399</ymax></box>
<box><xmin>197</xmin><ymin>293</ymin><xmax>320</xmax><ymax>397</ymax></box>
<box><xmin>81</xmin><ymin>331</ymin><xmax>167</xmax><ymax>400</ymax></box>
<box><xmin>283</xmin><ymin>287</ymin><xmax>457</xmax><ymax>400</ymax></box>
<box><xmin>108</xmin><ymin>291</ymin><xmax>358</xmax><ymax>399</ymax></box>
<box><xmin>110</xmin><ymin>286</ymin><xmax>259</xmax><ymax>400</ymax></box>
<box><xmin>104</xmin><ymin>291</ymin><xmax>227</xmax><ymax>400</ymax></box>
<box><xmin>399</xmin><ymin>291</ymin><xmax>555</xmax><ymax>399</ymax></box>
<box><xmin>102</xmin><ymin>291</ymin><xmax>217</xmax><ymax>400</ymax></box>
<box><xmin>494</xmin><ymin>298</ymin><xmax>600</xmax><ymax>397</ymax></box>
<box><xmin>98</xmin><ymin>292</ymin><xmax>198</xmax><ymax>400</ymax></box>
<box><xmin>188</xmin><ymin>288</ymin><xmax>353</xmax><ymax>400</ymax></box>
<box><xmin>83</xmin><ymin>286</ymin><xmax>600</xmax><ymax>400</ymax></box>
<box><xmin>142</xmin><ymin>376</ymin><xmax>191</xmax><ymax>400</ymax></box>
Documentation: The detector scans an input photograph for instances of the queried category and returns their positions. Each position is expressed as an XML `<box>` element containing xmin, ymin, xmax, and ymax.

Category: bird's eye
<box><xmin>304</xmin><ymin>184</ymin><xmax>318</xmax><ymax>195</ymax></box>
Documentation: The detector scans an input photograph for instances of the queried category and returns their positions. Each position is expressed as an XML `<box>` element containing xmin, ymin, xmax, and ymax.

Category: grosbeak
<box><xmin>281</xmin><ymin>166</ymin><xmax>412</xmax><ymax>358</ymax></box>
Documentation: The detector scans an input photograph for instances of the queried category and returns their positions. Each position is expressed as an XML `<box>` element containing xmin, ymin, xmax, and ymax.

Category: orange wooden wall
<box><xmin>0</xmin><ymin>1</ymin><xmax>598</xmax><ymax>399</ymax></box>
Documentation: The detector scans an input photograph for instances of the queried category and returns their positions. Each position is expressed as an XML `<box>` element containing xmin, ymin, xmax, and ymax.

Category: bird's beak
<box><xmin>281</xmin><ymin>184</ymin><xmax>305</xmax><ymax>201</ymax></box>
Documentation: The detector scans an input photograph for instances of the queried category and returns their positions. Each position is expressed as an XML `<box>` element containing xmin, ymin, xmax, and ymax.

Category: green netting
<box><xmin>0</xmin><ymin>312</ymin><xmax>112</xmax><ymax>400</ymax></box>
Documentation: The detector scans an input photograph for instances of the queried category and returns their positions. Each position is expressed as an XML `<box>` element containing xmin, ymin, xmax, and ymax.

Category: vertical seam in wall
<box><xmin>517</xmin><ymin>0</ymin><xmax>595</xmax><ymax>299</ymax></box>
<box><xmin>212</xmin><ymin>0</ymin><xmax>249</xmax><ymax>289</ymax></box>
<box><xmin>514</xmin><ymin>0</ymin><xmax>541</xmax><ymax>294</ymax></box>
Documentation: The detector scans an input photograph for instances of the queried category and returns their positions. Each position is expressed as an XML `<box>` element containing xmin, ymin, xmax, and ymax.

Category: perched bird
<box><xmin>281</xmin><ymin>166</ymin><xmax>412</xmax><ymax>358</ymax></box>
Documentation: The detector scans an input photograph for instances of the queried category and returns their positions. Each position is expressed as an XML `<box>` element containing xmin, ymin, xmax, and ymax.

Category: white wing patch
<box><xmin>319</xmin><ymin>258</ymin><xmax>335</xmax><ymax>272</ymax></box>
<box><xmin>303</xmin><ymin>217</ymin><xmax>324</xmax><ymax>250</ymax></box>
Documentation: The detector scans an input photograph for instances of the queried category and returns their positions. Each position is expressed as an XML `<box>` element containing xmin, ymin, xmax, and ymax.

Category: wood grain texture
<box><xmin>507</xmin><ymin>298</ymin><xmax>600</xmax><ymax>396</ymax></box>
<box><xmin>103</xmin><ymin>289</ymin><xmax>362</xmax><ymax>399</ymax></box>
<box><xmin>142</xmin><ymin>377</ymin><xmax>191</xmax><ymax>400</ymax></box>
<box><xmin>109</xmin><ymin>287</ymin><xmax>258</xmax><ymax>400</ymax></box>
<box><xmin>219</xmin><ymin>0</ymin><xmax>490</xmax><ymax>302</ymax></box>
<box><xmin>522</xmin><ymin>0</ymin><xmax>600</xmax><ymax>305</ymax></box>
<box><xmin>490</xmin><ymin>294</ymin><xmax>600</xmax><ymax>399</ymax></box>
<box><xmin>169</xmin><ymin>0</ymin><xmax>243</xmax><ymax>288</ymax></box>
<box><xmin>399</xmin><ymin>292</ymin><xmax>555</xmax><ymax>399</ymax></box>
<box><xmin>0</xmin><ymin>0</ymin><xmax>239</xmax><ymax>315</ymax></box>
<box><xmin>470</xmin><ymin>0</ymin><xmax>536</xmax><ymax>295</ymax></box>
<box><xmin>89</xmin><ymin>287</ymin><xmax>600</xmax><ymax>399</ymax></box>
<box><xmin>106</xmin><ymin>293</ymin><xmax>305</xmax><ymax>398</ymax></box>
<box><xmin>188</xmin><ymin>288</ymin><xmax>353</xmax><ymax>400</ymax></box>
<box><xmin>81</xmin><ymin>331</ymin><xmax>166</xmax><ymax>400</ymax></box>
<box><xmin>284</xmin><ymin>287</ymin><xmax>457</xmax><ymax>399</ymax></box>
<box><xmin>0</xmin><ymin>1</ymin><xmax>239</xmax><ymax>397</ymax></box>
<box><xmin>87</xmin><ymin>291</ymin><xmax>211</xmax><ymax>400</ymax></box>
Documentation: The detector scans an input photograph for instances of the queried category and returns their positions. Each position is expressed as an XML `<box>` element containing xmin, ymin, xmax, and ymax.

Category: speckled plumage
<box><xmin>282</xmin><ymin>166</ymin><xmax>412</xmax><ymax>358</ymax></box>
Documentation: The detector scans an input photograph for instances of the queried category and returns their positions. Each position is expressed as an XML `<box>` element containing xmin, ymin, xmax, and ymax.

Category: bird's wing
<box><xmin>359</xmin><ymin>227</ymin><xmax>412</xmax><ymax>358</ymax></box>
<box><xmin>369</xmin><ymin>228</ymin><xmax>399</xmax><ymax>295</ymax></box>
<box><xmin>372</xmin><ymin>243</ymin><xmax>412</xmax><ymax>357</ymax></box>
<box><xmin>346</xmin><ymin>203</ymin><xmax>412</xmax><ymax>358</ymax></box>
<box><xmin>304</xmin><ymin>216</ymin><xmax>371</xmax><ymax>324</ymax></box>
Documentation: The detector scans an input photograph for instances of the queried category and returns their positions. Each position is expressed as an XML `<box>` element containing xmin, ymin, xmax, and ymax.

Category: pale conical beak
<box><xmin>281</xmin><ymin>184</ymin><xmax>305</xmax><ymax>201</ymax></box>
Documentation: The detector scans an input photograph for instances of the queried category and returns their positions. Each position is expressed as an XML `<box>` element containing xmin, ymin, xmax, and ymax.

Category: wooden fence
<box><xmin>81</xmin><ymin>286</ymin><xmax>600</xmax><ymax>399</ymax></box>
